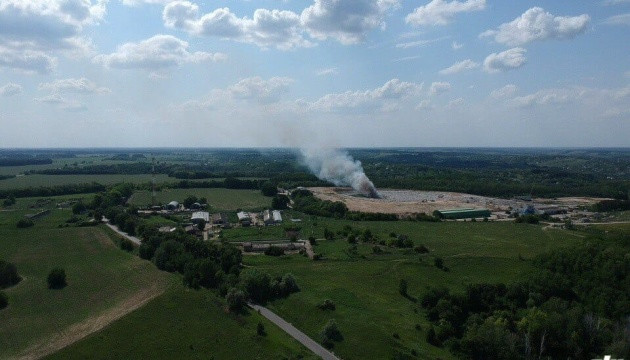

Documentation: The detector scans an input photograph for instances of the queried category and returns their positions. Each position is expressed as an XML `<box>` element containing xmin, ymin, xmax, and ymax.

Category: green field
<box><xmin>242</xmin><ymin>220</ymin><xmax>583</xmax><ymax>359</ymax></box>
<box><xmin>48</xmin><ymin>289</ymin><xmax>315</xmax><ymax>360</ymax></box>
<box><xmin>0</xmin><ymin>208</ymin><xmax>174</xmax><ymax>359</ymax></box>
<box><xmin>129</xmin><ymin>188</ymin><xmax>270</xmax><ymax>211</ymax></box>
<box><xmin>0</xmin><ymin>174</ymin><xmax>174</xmax><ymax>190</ymax></box>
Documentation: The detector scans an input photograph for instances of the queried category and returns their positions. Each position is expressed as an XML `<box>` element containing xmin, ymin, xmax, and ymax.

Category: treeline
<box><xmin>32</xmin><ymin>163</ymin><xmax>165</xmax><ymax>175</ymax></box>
<box><xmin>421</xmin><ymin>240</ymin><xmax>630</xmax><ymax>359</ymax></box>
<box><xmin>0</xmin><ymin>183</ymin><xmax>106</xmax><ymax>200</ymax></box>
<box><xmin>593</xmin><ymin>199</ymin><xmax>630</xmax><ymax>212</ymax></box>
<box><xmin>0</xmin><ymin>175</ymin><xmax>14</xmax><ymax>181</ymax></box>
<box><xmin>0</xmin><ymin>157</ymin><xmax>52</xmax><ymax>166</ymax></box>
<box><xmin>173</xmin><ymin>177</ymin><xmax>263</xmax><ymax>190</ymax></box>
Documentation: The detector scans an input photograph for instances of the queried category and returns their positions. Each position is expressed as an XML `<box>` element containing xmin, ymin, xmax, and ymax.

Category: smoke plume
<box><xmin>300</xmin><ymin>148</ymin><xmax>380</xmax><ymax>198</ymax></box>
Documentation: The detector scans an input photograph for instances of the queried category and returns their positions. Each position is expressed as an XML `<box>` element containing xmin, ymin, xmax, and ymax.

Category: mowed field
<box><xmin>0</xmin><ymin>207</ymin><xmax>174</xmax><ymax>359</ymax></box>
<box><xmin>243</xmin><ymin>220</ymin><xmax>584</xmax><ymax>359</ymax></box>
<box><xmin>129</xmin><ymin>188</ymin><xmax>270</xmax><ymax>211</ymax></box>
<box><xmin>0</xmin><ymin>174</ymin><xmax>174</xmax><ymax>190</ymax></box>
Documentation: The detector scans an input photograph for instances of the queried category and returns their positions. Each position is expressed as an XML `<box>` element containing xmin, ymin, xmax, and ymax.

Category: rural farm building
<box><xmin>272</xmin><ymin>210</ymin><xmax>282</xmax><ymax>223</ymax></box>
<box><xmin>211</xmin><ymin>213</ymin><xmax>228</xmax><ymax>225</ymax></box>
<box><xmin>237</xmin><ymin>211</ymin><xmax>251</xmax><ymax>226</ymax></box>
<box><xmin>435</xmin><ymin>208</ymin><xmax>491</xmax><ymax>219</ymax></box>
<box><xmin>263</xmin><ymin>210</ymin><xmax>274</xmax><ymax>225</ymax></box>
<box><xmin>191</xmin><ymin>211</ymin><xmax>209</xmax><ymax>224</ymax></box>
<box><xmin>166</xmin><ymin>201</ymin><xmax>179</xmax><ymax>210</ymax></box>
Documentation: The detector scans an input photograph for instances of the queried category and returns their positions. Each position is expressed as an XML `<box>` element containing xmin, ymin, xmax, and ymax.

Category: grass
<box><xmin>129</xmin><ymin>188</ymin><xmax>270</xmax><ymax>211</ymax></box>
<box><xmin>47</xmin><ymin>288</ymin><xmax>316</xmax><ymax>360</ymax></box>
<box><xmin>242</xmin><ymin>219</ymin><xmax>584</xmax><ymax>359</ymax></box>
<box><xmin>0</xmin><ymin>174</ymin><xmax>174</xmax><ymax>190</ymax></box>
<box><xmin>0</xmin><ymin>208</ymin><xmax>174</xmax><ymax>359</ymax></box>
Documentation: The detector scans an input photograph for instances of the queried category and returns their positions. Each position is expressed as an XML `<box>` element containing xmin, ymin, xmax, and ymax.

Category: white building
<box><xmin>191</xmin><ymin>211</ymin><xmax>209</xmax><ymax>224</ymax></box>
<box><xmin>272</xmin><ymin>210</ymin><xmax>282</xmax><ymax>223</ymax></box>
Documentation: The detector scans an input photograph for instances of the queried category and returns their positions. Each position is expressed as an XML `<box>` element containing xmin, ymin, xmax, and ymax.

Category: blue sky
<box><xmin>0</xmin><ymin>0</ymin><xmax>628</xmax><ymax>147</ymax></box>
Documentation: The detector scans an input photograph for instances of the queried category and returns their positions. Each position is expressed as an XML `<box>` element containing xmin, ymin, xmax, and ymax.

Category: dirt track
<box><xmin>308</xmin><ymin>187</ymin><xmax>606</xmax><ymax>216</ymax></box>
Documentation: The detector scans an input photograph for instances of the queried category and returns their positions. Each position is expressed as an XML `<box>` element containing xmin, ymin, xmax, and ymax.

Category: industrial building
<box><xmin>191</xmin><ymin>211</ymin><xmax>209</xmax><ymax>224</ymax></box>
<box><xmin>435</xmin><ymin>208</ymin><xmax>491</xmax><ymax>220</ymax></box>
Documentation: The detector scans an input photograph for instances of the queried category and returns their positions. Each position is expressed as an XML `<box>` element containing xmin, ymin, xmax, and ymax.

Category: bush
<box><xmin>434</xmin><ymin>257</ymin><xmax>444</xmax><ymax>270</ymax></box>
<box><xmin>414</xmin><ymin>245</ymin><xmax>429</xmax><ymax>254</ymax></box>
<box><xmin>226</xmin><ymin>287</ymin><xmax>247</xmax><ymax>313</ymax></box>
<box><xmin>0</xmin><ymin>291</ymin><xmax>7</xmax><ymax>309</ymax></box>
<box><xmin>16</xmin><ymin>218</ymin><xmax>34</xmax><ymax>228</ymax></box>
<box><xmin>399</xmin><ymin>279</ymin><xmax>408</xmax><ymax>297</ymax></box>
<box><xmin>257</xmin><ymin>322</ymin><xmax>266</xmax><ymax>336</ymax></box>
<box><xmin>260</xmin><ymin>182</ymin><xmax>277</xmax><ymax>197</ymax></box>
<box><xmin>264</xmin><ymin>246</ymin><xmax>284</xmax><ymax>257</ymax></box>
<box><xmin>318</xmin><ymin>299</ymin><xmax>336</xmax><ymax>311</ymax></box>
<box><xmin>0</xmin><ymin>260</ymin><xmax>21</xmax><ymax>289</ymax></box>
<box><xmin>320</xmin><ymin>319</ymin><xmax>343</xmax><ymax>348</ymax></box>
<box><xmin>119</xmin><ymin>238</ymin><xmax>134</xmax><ymax>252</ymax></box>
<box><xmin>47</xmin><ymin>268</ymin><xmax>67</xmax><ymax>289</ymax></box>
<box><xmin>372</xmin><ymin>245</ymin><xmax>383</xmax><ymax>254</ymax></box>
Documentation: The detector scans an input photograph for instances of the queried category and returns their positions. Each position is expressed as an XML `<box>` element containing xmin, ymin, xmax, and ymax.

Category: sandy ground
<box><xmin>308</xmin><ymin>187</ymin><xmax>606</xmax><ymax>216</ymax></box>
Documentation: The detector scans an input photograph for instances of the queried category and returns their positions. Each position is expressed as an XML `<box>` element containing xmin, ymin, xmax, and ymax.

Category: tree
<box><xmin>47</xmin><ymin>268</ymin><xmax>67</xmax><ymax>289</ymax></box>
<box><xmin>0</xmin><ymin>260</ymin><xmax>21</xmax><ymax>289</ymax></box>
<box><xmin>434</xmin><ymin>257</ymin><xmax>444</xmax><ymax>270</ymax></box>
<box><xmin>183</xmin><ymin>195</ymin><xmax>198</xmax><ymax>209</ymax></box>
<box><xmin>226</xmin><ymin>287</ymin><xmax>246</xmax><ymax>313</ymax></box>
<box><xmin>260</xmin><ymin>181</ymin><xmax>277</xmax><ymax>197</ymax></box>
<box><xmin>318</xmin><ymin>299</ymin><xmax>336</xmax><ymax>311</ymax></box>
<box><xmin>153</xmin><ymin>240</ymin><xmax>188</xmax><ymax>272</ymax></box>
<box><xmin>399</xmin><ymin>279</ymin><xmax>408</xmax><ymax>297</ymax></box>
<box><xmin>196</xmin><ymin>219</ymin><xmax>206</xmax><ymax>231</ymax></box>
<box><xmin>2</xmin><ymin>195</ymin><xmax>15</xmax><ymax>207</ymax></box>
<box><xmin>0</xmin><ymin>291</ymin><xmax>7</xmax><ymax>309</ymax></box>
<box><xmin>119</xmin><ymin>238</ymin><xmax>134</xmax><ymax>252</ymax></box>
<box><xmin>240</xmin><ymin>269</ymin><xmax>272</xmax><ymax>304</ymax></box>
<box><xmin>271</xmin><ymin>195</ymin><xmax>289</xmax><ymax>209</ymax></box>
<box><xmin>72</xmin><ymin>201</ymin><xmax>87</xmax><ymax>214</ymax></box>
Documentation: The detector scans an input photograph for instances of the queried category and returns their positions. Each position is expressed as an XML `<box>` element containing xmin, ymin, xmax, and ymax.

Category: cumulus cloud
<box><xmin>122</xmin><ymin>0</ymin><xmax>172</xmax><ymax>6</ymax></box>
<box><xmin>490</xmin><ymin>84</ymin><xmax>518</xmax><ymax>99</ymax></box>
<box><xmin>301</xmin><ymin>0</ymin><xmax>399</xmax><ymax>44</ymax></box>
<box><xmin>505</xmin><ymin>86</ymin><xmax>629</xmax><ymax>111</ymax></box>
<box><xmin>451</xmin><ymin>41</ymin><xmax>463</xmax><ymax>50</ymax></box>
<box><xmin>439</xmin><ymin>59</ymin><xmax>478</xmax><ymax>75</ymax></box>
<box><xmin>429</xmin><ymin>81</ymin><xmax>451</xmax><ymax>95</ymax></box>
<box><xmin>483</xmin><ymin>47</ymin><xmax>526</xmax><ymax>73</ymax></box>
<box><xmin>94</xmin><ymin>35</ymin><xmax>226</xmax><ymax>70</ymax></box>
<box><xmin>0</xmin><ymin>46</ymin><xmax>57</xmax><ymax>74</ymax></box>
<box><xmin>307</xmin><ymin>78</ymin><xmax>422</xmax><ymax>112</ymax></box>
<box><xmin>34</xmin><ymin>92</ymin><xmax>87</xmax><ymax>111</ymax></box>
<box><xmin>0</xmin><ymin>82</ymin><xmax>22</xmax><ymax>96</ymax></box>
<box><xmin>603</xmin><ymin>0</ymin><xmax>630</xmax><ymax>5</ymax></box>
<box><xmin>395</xmin><ymin>36</ymin><xmax>447</xmax><ymax>49</ymax></box>
<box><xmin>480</xmin><ymin>7</ymin><xmax>590</xmax><ymax>46</ymax></box>
<box><xmin>405</xmin><ymin>0</ymin><xmax>486</xmax><ymax>27</ymax></box>
<box><xmin>604</xmin><ymin>13</ymin><xmax>630</xmax><ymax>26</ymax></box>
<box><xmin>163</xmin><ymin>0</ymin><xmax>398</xmax><ymax>49</ymax></box>
<box><xmin>39</xmin><ymin>77</ymin><xmax>110</xmax><ymax>94</ymax></box>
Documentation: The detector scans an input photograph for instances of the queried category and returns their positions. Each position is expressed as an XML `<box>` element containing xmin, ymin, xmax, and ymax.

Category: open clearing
<box><xmin>309</xmin><ymin>187</ymin><xmax>605</xmax><ymax>215</ymax></box>
<box><xmin>129</xmin><ymin>188</ymin><xmax>270</xmax><ymax>211</ymax></box>
<box><xmin>0</xmin><ymin>208</ymin><xmax>173</xmax><ymax>359</ymax></box>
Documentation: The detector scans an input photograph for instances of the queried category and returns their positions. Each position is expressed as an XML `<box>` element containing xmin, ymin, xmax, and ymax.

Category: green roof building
<box><xmin>434</xmin><ymin>208</ymin><xmax>491</xmax><ymax>220</ymax></box>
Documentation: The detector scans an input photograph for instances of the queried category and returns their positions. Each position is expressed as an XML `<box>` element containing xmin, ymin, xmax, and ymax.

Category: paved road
<box><xmin>103</xmin><ymin>221</ymin><xmax>142</xmax><ymax>245</ymax></box>
<box><xmin>249</xmin><ymin>303</ymin><xmax>340</xmax><ymax>360</ymax></box>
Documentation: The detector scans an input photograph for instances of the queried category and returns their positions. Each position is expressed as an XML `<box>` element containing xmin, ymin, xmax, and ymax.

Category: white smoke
<box><xmin>300</xmin><ymin>148</ymin><xmax>380</xmax><ymax>198</ymax></box>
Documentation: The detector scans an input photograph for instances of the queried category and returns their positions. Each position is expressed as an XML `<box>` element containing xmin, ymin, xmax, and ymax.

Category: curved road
<box><xmin>249</xmin><ymin>303</ymin><xmax>340</xmax><ymax>360</ymax></box>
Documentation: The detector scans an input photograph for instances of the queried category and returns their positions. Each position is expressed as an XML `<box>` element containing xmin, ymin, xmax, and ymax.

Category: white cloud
<box><xmin>490</xmin><ymin>84</ymin><xmax>518</xmax><ymax>99</ymax></box>
<box><xmin>447</xmin><ymin>97</ymin><xmax>464</xmax><ymax>107</ymax></box>
<box><xmin>480</xmin><ymin>7</ymin><xmax>590</xmax><ymax>46</ymax></box>
<box><xmin>451</xmin><ymin>41</ymin><xmax>463</xmax><ymax>50</ymax></box>
<box><xmin>439</xmin><ymin>59</ymin><xmax>478</xmax><ymax>75</ymax></box>
<box><xmin>308</xmin><ymin>78</ymin><xmax>422</xmax><ymax>112</ymax></box>
<box><xmin>406</xmin><ymin>0</ymin><xmax>486</xmax><ymax>27</ymax></box>
<box><xmin>416</xmin><ymin>99</ymin><xmax>432</xmax><ymax>110</ymax></box>
<box><xmin>0</xmin><ymin>46</ymin><xmax>57</xmax><ymax>74</ymax></box>
<box><xmin>34</xmin><ymin>93</ymin><xmax>87</xmax><ymax>111</ymax></box>
<box><xmin>301</xmin><ymin>0</ymin><xmax>399</xmax><ymax>44</ymax></box>
<box><xmin>122</xmin><ymin>0</ymin><xmax>172</xmax><ymax>6</ymax></box>
<box><xmin>604</xmin><ymin>13</ymin><xmax>630</xmax><ymax>26</ymax></box>
<box><xmin>506</xmin><ymin>86</ymin><xmax>630</xmax><ymax>110</ymax></box>
<box><xmin>603</xmin><ymin>0</ymin><xmax>630</xmax><ymax>5</ymax></box>
<box><xmin>429</xmin><ymin>81</ymin><xmax>451</xmax><ymax>95</ymax></box>
<box><xmin>227</xmin><ymin>76</ymin><xmax>293</xmax><ymax>103</ymax></box>
<box><xmin>164</xmin><ymin>0</ymin><xmax>398</xmax><ymax>49</ymax></box>
<box><xmin>39</xmin><ymin>77</ymin><xmax>110</xmax><ymax>94</ymax></box>
<box><xmin>317</xmin><ymin>67</ymin><xmax>338</xmax><ymax>76</ymax></box>
<box><xmin>0</xmin><ymin>82</ymin><xmax>22</xmax><ymax>96</ymax></box>
<box><xmin>94</xmin><ymin>35</ymin><xmax>226</xmax><ymax>70</ymax></box>
<box><xmin>395</xmin><ymin>36</ymin><xmax>447</xmax><ymax>49</ymax></box>
<box><xmin>164</xmin><ymin>2</ymin><xmax>310</xmax><ymax>50</ymax></box>
<box><xmin>483</xmin><ymin>47</ymin><xmax>526</xmax><ymax>73</ymax></box>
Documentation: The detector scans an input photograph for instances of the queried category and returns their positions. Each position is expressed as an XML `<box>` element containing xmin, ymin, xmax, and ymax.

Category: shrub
<box><xmin>16</xmin><ymin>218</ymin><xmax>34</xmax><ymax>228</ymax></box>
<box><xmin>119</xmin><ymin>238</ymin><xmax>134</xmax><ymax>252</ymax></box>
<box><xmin>264</xmin><ymin>246</ymin><xmax>284</xmax><ymax>257</ymax></box>
<box><xmin>47</xmin><ymin>268</ymin><xmax>67</xmax><ymax>289</ymax></box>
<box><xmin>257</xmin><ymin>322</ymin><xmax>266</xmax><ymax>336</ymax></box>
<box><xmin>0</xmin><ymin>291</ymin><xmax>7</xmax><ymax>309</ymax></box>
<box><xmin>226</xmin><ymin>287</ymin><xmax>247</xmax><ymax>313</ymax></box>
<box><xmin>372</xmin><ymin>245</ymin><xmax>383</xmax><ymax>254</ymax></box>
<box><xmin>0</xmin><ymin>260</ymin><xmax>21</xmax><ymax>289</ymax></box>
<box><xmin>318</xmin><ymin>299</ymin><xmax>336</xmax><ymax>311</ymax></box>
<box><xmin>399</xmin><ymin>279</ymin><xmax>408</xmax><ymax>297</ymax></box>
<box><xmin>434</xmin><ymin>257</ymin><xmax>444</xmax><ymax>270</ymax></box>
<box><xmin>414</xmin><ymin>245</ymin><xmax>429</xmax><ymax>254</ymax></box>
<box><xmin>320</xmin><ymin>319</ymin><xmax>343</xmax><ymax>348</ymax></box>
